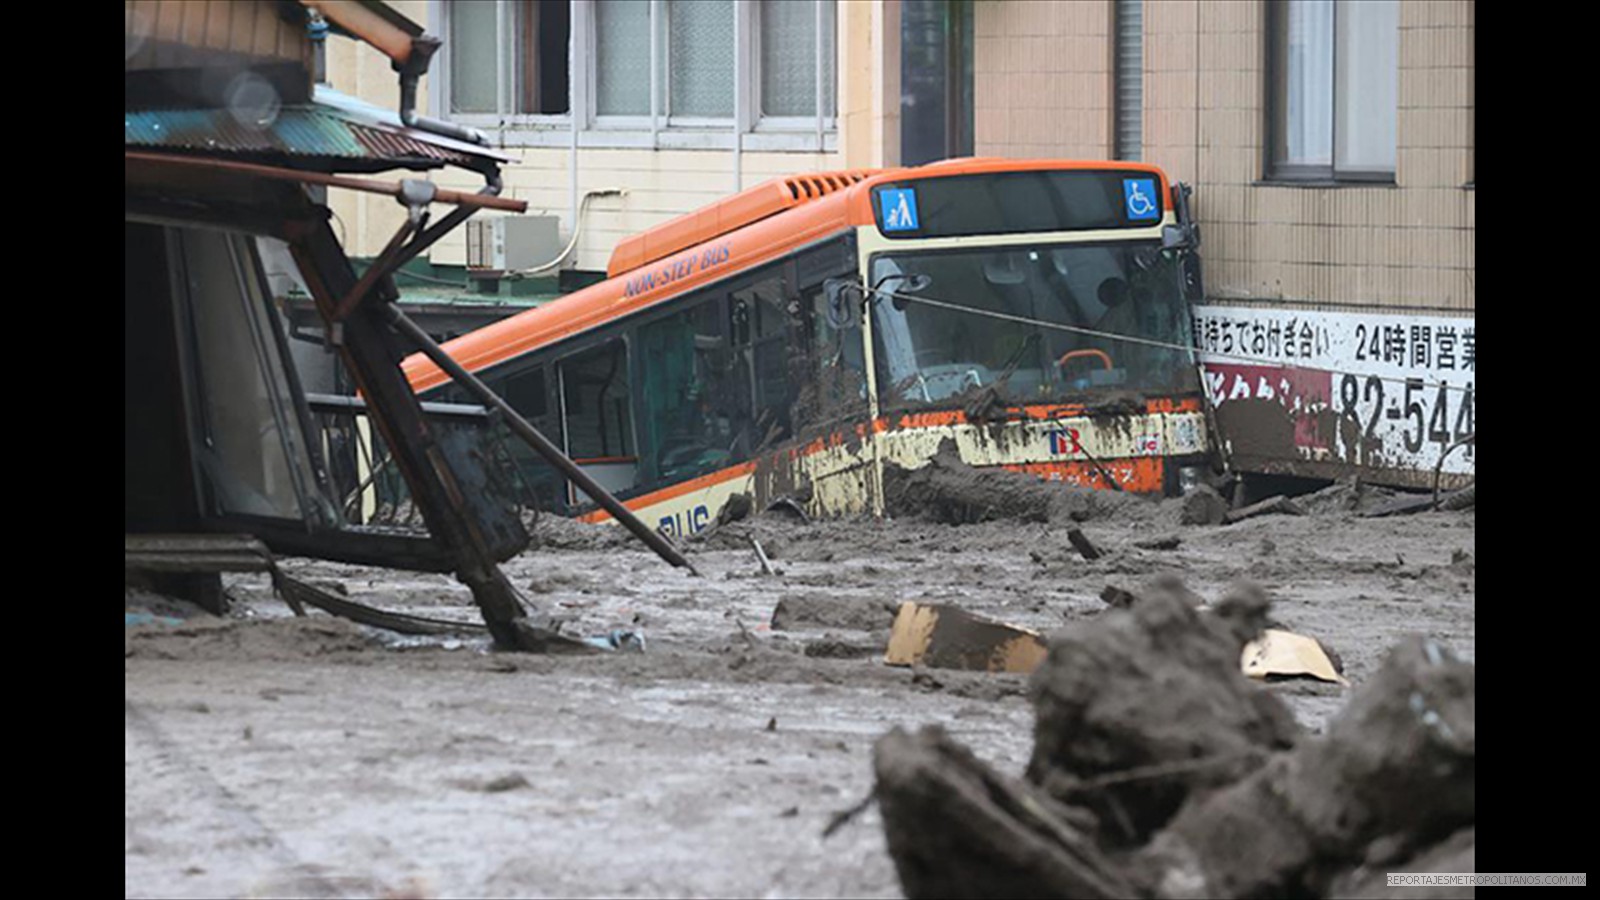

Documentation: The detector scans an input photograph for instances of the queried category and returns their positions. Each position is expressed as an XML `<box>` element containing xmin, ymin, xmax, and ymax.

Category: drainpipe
<box><xmin>307</xmin><ymin>9</ymin><xmax>329</xmax><ymax>85</ymax></box>
<box><xmin>395</xmin><ymin>35</ymin><xmax>491</xmax><ymax>147</ymax></box>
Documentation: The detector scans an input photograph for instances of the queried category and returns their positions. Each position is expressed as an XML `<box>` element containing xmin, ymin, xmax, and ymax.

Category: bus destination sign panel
<box><xmin>872</xmin><ymin>170</ymin><xmax>1165</xmax><ymax>239</ymax></box>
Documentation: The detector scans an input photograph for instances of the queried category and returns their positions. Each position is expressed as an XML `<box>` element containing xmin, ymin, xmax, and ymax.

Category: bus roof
<box><xmin>403</xmin><ymin>158</ymin><xmax>1171</xmax><ymax>393</ymax></box>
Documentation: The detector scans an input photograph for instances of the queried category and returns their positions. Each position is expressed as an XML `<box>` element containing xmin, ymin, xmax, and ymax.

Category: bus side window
<box><xmin>558</xmin><ymin>339</ymin><xmax>637</xmax><ymax>506</ymax></box>
<box><xmin>637</xmin><ymin>293</ymin><xmax>743</xmax><ymax>486</ymax></box>
<box><xmin>491</xmin><ymin>364</ymin><xmax>566</xmax><ymax>514</ymax></box>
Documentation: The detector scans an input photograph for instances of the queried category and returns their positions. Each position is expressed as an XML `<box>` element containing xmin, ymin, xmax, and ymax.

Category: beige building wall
<box><xmin>973</xmin><ymin>0</ymin><xmax>1112</xmax><ymax>159</ymax></box>
<box><xmin>974</xmin><ymin>0</ymin><xmax>1475</xmax><ymax>314</ymax></box>
<box><xmin>327</xmin><ymin>0</ymin><xmax>893</xmax><ymax>274</ymax></box>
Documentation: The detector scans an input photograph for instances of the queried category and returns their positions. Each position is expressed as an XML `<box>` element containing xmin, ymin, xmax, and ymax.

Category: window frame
<box><xmin>429</xmin><ymin>0</ymin><xmax>838</xmax><ymax>151</ymax></box>
<box><xmin>1263</xmin><ymin>0</ymin><xmax>1397</xmax><ymax>185</ymax></box>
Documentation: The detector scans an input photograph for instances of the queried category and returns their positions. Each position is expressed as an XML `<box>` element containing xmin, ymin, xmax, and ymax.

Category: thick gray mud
<box><xmin>126</xmin><ymin>488</ymin><xmax>1473</xmax><ymax>898</ymax></box>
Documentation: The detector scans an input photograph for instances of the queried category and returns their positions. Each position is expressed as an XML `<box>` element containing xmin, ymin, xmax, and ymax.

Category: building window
<box><xmin>666</xmin><ymin>0</ymin><xmax>735</xmax><ymax>119</ymax></box>
<box><xmin>439</xmin><ymin>0</ymin><xmax>837</xmax><ymax>144</ymax></box>
<box><xmin>593</xmin><ymin>0</ymin><xmax>651</xmax><ymax>116</ymax></box>
<box><xmin>900</xmin><ymin>0</ymin><xmax>972</xmax><ymax>166</ymax></box>
<box><xmin>1267</xmin><ymin>0</ymin><xmax>1397</xmax><ymax>181</ymax></box>
<box><xmin>448</xmin><ymin>0</ymin><xmax>570</xmax><ymax>116</ymax></box>
<box><xmin>758</xmin><ymin>0</ymin><xmax>836</xmax><ymax>120</ymax></box>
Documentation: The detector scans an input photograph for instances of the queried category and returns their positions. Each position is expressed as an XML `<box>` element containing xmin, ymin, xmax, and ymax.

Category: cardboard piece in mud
<box><xmin>1241</xmin><ymin>628</ymin><xmax>1347</xmax><ymax>685</ymax></box>
<box><xmin>885</xmin><ymin>602</ymin><xmax>1048</xmax><ymax>674</ymax></box>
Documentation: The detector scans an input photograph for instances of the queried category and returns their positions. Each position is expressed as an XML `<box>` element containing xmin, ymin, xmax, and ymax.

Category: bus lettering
<box><xmin>658</xmin><ymin>505</ymin><xmax>712</xmax><ymax>538</ymax></box>
<box><xmin>624</xmin><ymin>244</ymin><xmax>731</xmax><ymax>299</ymax></box>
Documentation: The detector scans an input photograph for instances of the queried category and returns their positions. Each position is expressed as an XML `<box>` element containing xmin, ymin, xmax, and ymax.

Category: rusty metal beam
<box><xmin>124</xmin><ymin>534</ymin><xmax>276</xmax><ymax>574</ymax></box>
<box><xmin>383</xmin><ymin>305</ymin><xmax>702</xmax><ymax>577</ymax></box>
<box><xmin>123</xmin><ymin>152</ymin><xmax>527</xmax><ymax>213</ymax></box>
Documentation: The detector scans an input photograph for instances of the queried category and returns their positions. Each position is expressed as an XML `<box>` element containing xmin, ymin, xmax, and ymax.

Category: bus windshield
<box><xmin>870</xmin><ymin>240</ymin><xmax>1196</xmax><ymax>407</ymax></box>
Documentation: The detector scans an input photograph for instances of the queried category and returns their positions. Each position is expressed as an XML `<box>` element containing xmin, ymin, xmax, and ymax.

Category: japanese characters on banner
<box><xmin>1191</xmin><ymin>306</ymin><xmax>1475</xmax><ymax>479</ymax></box>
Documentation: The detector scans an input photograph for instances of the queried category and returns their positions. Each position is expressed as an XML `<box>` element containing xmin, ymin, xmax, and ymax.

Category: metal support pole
<box><xmin>815</xmin><ymin>0</ymin><xmax>825</xmax><ymax>153</ymax></box>
<box><xmin>383</xmin><ymin>305</ymin><xmax>701</xmax><ymax>577</ymax></box>
<box><xmin>732</xmin><ymin>0</ymin><xmax>745</xmax><ymax>192</ymax></box>
<box><xmin>650</xmin><ymin>0</ymin><xmax>661</xmax><ymax>149</ymax></box>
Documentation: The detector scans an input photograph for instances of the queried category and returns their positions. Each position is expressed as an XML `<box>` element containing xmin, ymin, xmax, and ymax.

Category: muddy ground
<box><xmin>125</xmin><ymin>482</ymin><xmax>1473</xmax><ymax>899</ymax></box>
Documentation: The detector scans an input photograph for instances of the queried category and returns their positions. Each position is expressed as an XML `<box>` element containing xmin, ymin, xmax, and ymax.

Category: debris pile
<box><xmin>882</xmin><ymin>441</ymin><xmax>1142</xmax><ymax>525</ymax></box>
<box><xmin>872</xmin><ymin>591</ymin><xmax>1474</xmax><ymax>899</ymax></box>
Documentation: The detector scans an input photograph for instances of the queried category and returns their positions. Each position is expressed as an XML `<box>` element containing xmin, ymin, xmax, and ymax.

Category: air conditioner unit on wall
<box><xmin>466</xmin><ymin>215</ymin><xmax>563</xmax><ymax>275</ymax></box>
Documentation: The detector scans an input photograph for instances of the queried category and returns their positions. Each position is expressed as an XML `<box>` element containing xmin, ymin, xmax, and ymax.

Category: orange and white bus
<box><xmin>404</xmin><ymin>159</ymin><xmax>1214</xmax><ymax>536</ymax></box>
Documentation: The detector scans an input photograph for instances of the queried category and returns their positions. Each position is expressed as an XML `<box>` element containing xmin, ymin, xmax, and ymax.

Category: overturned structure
<box><xmin>124</xmin><ymin>0</ymin><xmax>556</xmax><ymax>647</ymax></box>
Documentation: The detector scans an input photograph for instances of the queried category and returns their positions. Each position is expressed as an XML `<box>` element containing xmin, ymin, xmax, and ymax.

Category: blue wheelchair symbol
<box><xmin>1123</xmin><ymin>178</ymin><xmax>1159</xmax><ymax>221</ymax></box>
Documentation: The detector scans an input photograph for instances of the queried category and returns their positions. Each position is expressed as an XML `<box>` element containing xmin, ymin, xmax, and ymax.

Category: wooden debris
<box><xmin>749</xmin><ymin>535</ymin><xmax>776</xmax><ymax>576</ymax></box>
<box><xmin>1065</xmin><ymin>526</ymin><xmax>1103</xmax><ymax>560</ymax></box>
<box><xmin>884</xmin><ymin>602</ymin><xmax>1048</xmax><ymax>674</ymax></box>
<box><xmin>1224</xmin><ymin>494</ymin><xmax>1306</xmax><ymax>524</ymax></box>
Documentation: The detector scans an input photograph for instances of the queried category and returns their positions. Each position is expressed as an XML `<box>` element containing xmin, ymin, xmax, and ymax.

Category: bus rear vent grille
<box><xmin>606</xmin><ymin>168</ymin><xmax>882</xmax><ymax>278</ymax></box>
<box><xmin>782</xmin><ymin>170</ymin><xmax>871</xmax><ymax>200</ymax></box>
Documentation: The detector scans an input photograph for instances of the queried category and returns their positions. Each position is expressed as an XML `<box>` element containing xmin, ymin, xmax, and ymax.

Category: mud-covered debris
<box><xmin>1098</xmin><ymin>573</ymin><xmax>1207</xmax><ymax>612</ymax></box>
<box><xmin>765</xmin><ymin>496</ymin><xmax>811</xmax><ymax>522</ymax></box>
<box><xmin>1207</xmin><ymin>581</ymin><xmax>1274</xmax><ymax>650</ymax></box>
<box><xmin>717</xmin><ymin>492</ymin><xmax>754</xmax><ymax>526</ymax></box>
<box><xmin>124</xmin><ymin>616</ymin><xmax>378</xmax><ymax>661</ymax></box>
<box><xmin>1133</xmin><ymin>534</ymin><xmax>1183</xmax><ymax>551</ymax></box>
<box><xmin>872</xmin><ymin>588</ymin><xmax>1475</xmax><ymax>900</ymax></box>
<box><xmin>750</xmin><ymin>536</ymin><xmax>777</xmax><ymax>576</ymax></box>
<box><xmin>804</xmin><ymin>636</ymin><xmax>881</xmax><ymax>659</ymax></box>
<box><xmin>1224</xmin><ymin>494</ymin><xmax>1306</xmax><ymax>524</ymax></box>
<box><xmin>1180</xmin><ymin>484</ymin><xmax>1229</xmax><ymax>525</ymax></box>
<box><xmin>1327</xmin><ymin>826</ymin><xmax>1475</xmax><ymax>899</ymax></box>
<box><xmin>883</xmin><ymin>440</ymin><xmax>1148</xmax><ymax>525</ymax></box>
<box><xmin>1099</xmin><ymin>585</ymin><xmax>1139</xmax><ymax>609</ymax></box>
<box><xmin>1065</xmin><ymin>527</ymin><xmax>1103</xmax><ymax>560</ymax></box>
<box><xmin>1437</xmin><ymin>484</ymin><xmax>1475</xmax><ymax>511</ymax></box>
<box><xmin>883</xmin><ymin>443</ymin><xmax>1051</xmax><ymax>524</ymax></box>
<box><xmin>125</xmin><ymin>611</ymin><xmax>184</xmax><ymax>628</ymax></box>
<box><xmin>875</xmin><ymin>725</ymin><xmax>1134</xmax><ymax>900</ymax></box>
<box><xmin>580</xmin><ymin>629</ymin><xmax>647</xmax><ymax>652</ymax></box>
<box><xmin>1362</xmin><ymin>492</ymin><xmax>1440</xmax><ymax>518</ymax></box>
<box><xmin>770</xmin><ymin>593</ymin><xmax>896</xmax><ymax>631</ymax></box>
<box><xmin>454</xmin><ymin>773</ymin><xmax>530</xmax><ymax>793</ymax></box>
<box><xmin>1028</xmin><ymin>591</ymin><xmax>1296</xmax><ymax>844</ymax></box>
<box><xmin>1139</xmin><ymin>637</ymin><xmax>1473</xmax><ymax>898</ymax></box>
<box><xmin>885</xmin><ymin>602</ymin><xmax>1047</xmax><ymax>674</ymax></box>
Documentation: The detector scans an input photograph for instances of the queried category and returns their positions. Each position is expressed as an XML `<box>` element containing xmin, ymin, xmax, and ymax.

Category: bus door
<box><xmin>557</xmin><ymin>338</ymin><xmax>638</xmax><ymax>507</ymax></box>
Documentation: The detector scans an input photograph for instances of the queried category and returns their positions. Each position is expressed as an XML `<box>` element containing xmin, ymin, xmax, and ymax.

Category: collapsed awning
<box><xmin>125</xmin><ymin>86</ymin><xmax>513</xmax><ymax>175</ymax></box>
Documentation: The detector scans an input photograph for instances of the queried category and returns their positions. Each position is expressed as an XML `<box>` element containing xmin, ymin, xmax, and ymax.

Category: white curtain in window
<box><xmin>1335</xmin><ymin>0</ymin><xmax>1397</xmax><ymax>174</ymax></box>
<box><xmin>1282</xmin><ymin>0</ymin><xmax>1333</xmax><ymax>167</ymax></box>
<box><xmin>669</xmin><ymin>0</ymin><xmax>734</xmax><ymax>118</ymax></box>
<box><xmin>760</xmin><ymin>0</ymin><xmax>835</xmax><ymax>118</ymax></box>
<box><xmin>596</xmin><ymin>0</ymin><xmax>653</xmax><ymax>116</ymax></box>
<box><xmin>450</xmin><ymin>0</ymin><xmax>499</xmax><ymax>114</ymax></box>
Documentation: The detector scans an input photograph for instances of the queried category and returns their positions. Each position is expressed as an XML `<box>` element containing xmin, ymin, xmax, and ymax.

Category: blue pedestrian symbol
<box><xmin>1123</xmin><ymin>178</ymin><xmax>1159</xmax><ymax>221</ymax></box>
<box><xmin>880</xmin><ymin>188</ymin><xmax>920</xmax><ymax>232</ymax></box>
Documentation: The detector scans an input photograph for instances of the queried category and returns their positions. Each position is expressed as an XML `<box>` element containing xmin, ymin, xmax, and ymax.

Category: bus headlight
<box><xmin>1178</xmin><ymin>465</ymin><xmax>1204</xmax><ymax>495</ymax></box>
